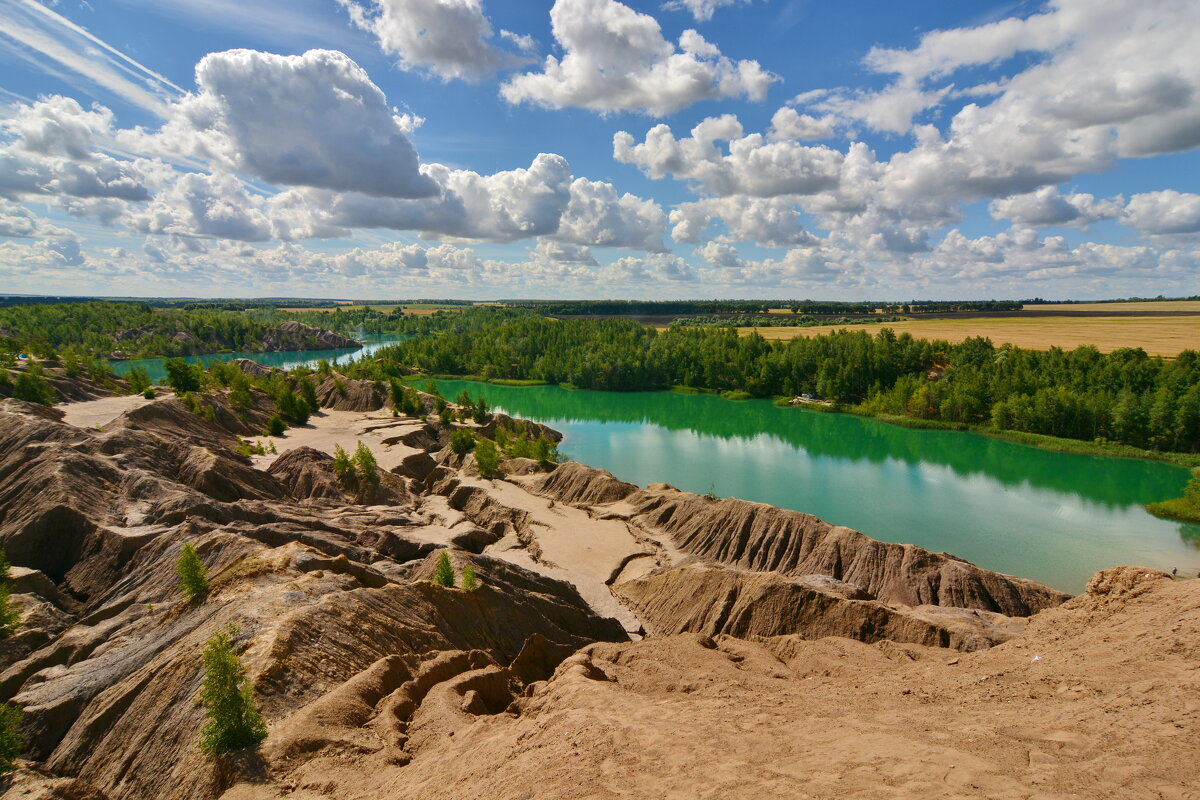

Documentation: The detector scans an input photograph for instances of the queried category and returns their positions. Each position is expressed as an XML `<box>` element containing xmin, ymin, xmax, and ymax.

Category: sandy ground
<box><xmin>58</xmin><ymin>391</ymin><xmax>170</xmax><ymax>429</ymax></box>
<box><xmin>743</xmin><ymin>315</ymin><xmax>1200</xmax><ymax>356</ymax></box>
<box><xmin>249</xmin><ymin>408</ymin><xmax>428</xmax><ymax>472</ymax></box>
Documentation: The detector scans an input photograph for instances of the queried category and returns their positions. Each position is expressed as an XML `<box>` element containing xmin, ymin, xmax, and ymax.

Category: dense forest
<box><xmin>0</xmin><ymin>301</ymin><xmax>415</xmax><ymax>358</ymax></box>
<box><xmin>353</xmin><ymin>308</ymin><xmax>1200</xmax><ymax>454</ymax></box>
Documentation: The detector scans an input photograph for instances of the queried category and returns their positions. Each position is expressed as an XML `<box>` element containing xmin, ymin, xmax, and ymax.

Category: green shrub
<box><xmin>433</xmin><ymin>551</ymin><xmax>455</xmax><ymax>587</ymax></box>
<box><xmin>12</xmin><ymin>367</ymin><xmax>56</xmax><ymax>406</ymax></box>
<box><xmin>164</xmin><ymin>358</ymin><xmax>202</xmax><ymax>394</ymax></box>
<box><xmin>352</xmin><ymin>441</ymin><xmax>378</xmax><ymax>490</ymax></box>
<box><xmin>299</xmin><ymin>378</ymin><xmax>319</xmax><ymax>413</ymax></box>
<box><xmin>126</xmin><ymin>365</ymin><xmax>152</xmax><ymax>394</ymax></box>
<box><xmin>460</xmin><ymin>564</ymin><xmax>479</xmax><ymax>592</ymax></box>
<box><xmin>471</xmin><ymin>396</ymin><xmax>490</xmax><ymax>425</ymax></box>
<box><xmin>142</xmin><ymin>387</ymin><xmax>156</xmax><ymax>399</ymax></box>
<box><xmin>450</xmin><ymin>428</ymin><xmax>476</xmax><ymax>455</ymax></box>
<box><xmin>474</xmin><ymin>438</ymin><xmax>502</xmax><ymax>478</ymax></box>
<box><xmin>332</xmin><ymin>444</ymin><xmax>352</xmax><ymax>479</ymax></box>
<box><xmin>0</xmin><ymin>550</ymin><xmax>21</xmax><ymax>638</ymax></box>
<box><xmin>176</xmin><ymin>542</ymin><xmax>208</xmax><ymax>600</ymax></box>
<box><xmin>265</xmin><ymin>414</ymin><xmax>286</xmax><ymax>437</ymax></box>
<box><xmin>333</xmin><ymin>378</ymin><xmax>346</xmax><ymax>397</ymax></box>
<box><xmin>198</xmin><ymin>625</ymin><xmax>267</xmax><ymax>756</ymax></box>
<box><xmin>0</xmin><ymin>702</ymin><xmax>23</xmax><ymax>774</ymax></box>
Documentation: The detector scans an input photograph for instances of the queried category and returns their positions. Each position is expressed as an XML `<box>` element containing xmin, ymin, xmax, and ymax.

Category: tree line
<box><xmin>363</xmin><ymin>309</ymin><xmax>1200</xmax><ymax>454</ymax></box>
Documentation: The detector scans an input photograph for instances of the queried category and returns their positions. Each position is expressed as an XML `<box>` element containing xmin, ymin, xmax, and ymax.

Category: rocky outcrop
<box><xmin>313</xmin><ymin>374</ymin><xmax>387</xmax><ymax>411</ymax></box>
<box><xmin>616</xmin><ymin>562</ymin><xmax>1023</xmax><ymax>651</ymax></box>
<box><xmin>260</xmin><ymin>321</ymin><xmax>358</xmax><ymax>352</ymax></box>
<box><xmin>267</xmin><ymin>445</ymin><xmax>411</xmax><ymax>506</ymax></box>
<box><xmin>530</xmin><ymin>461</ymin><xmax>637</xmax><ymax>505</ymax></box>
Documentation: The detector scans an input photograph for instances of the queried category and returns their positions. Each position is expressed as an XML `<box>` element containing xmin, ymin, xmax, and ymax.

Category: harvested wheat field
<box><xmin>1024</xmin><ymin>300</ymin><xmax>1200</xmax><ymax>313</ymax></box>
<box><xmin>745</xmin><ymin>316</ymin><xmax>1200</xmax><ymax>356</ymax></box>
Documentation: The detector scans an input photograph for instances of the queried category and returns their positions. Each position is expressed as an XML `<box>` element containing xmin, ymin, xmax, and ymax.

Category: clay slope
<box><xmin>529</xmin><ymin>462</ymin><xmax>1069</xmax><ymax>616</ymax></box>
<box><xmin>617</xmin><ymin>561</ymin><xmax>1024</xmax><ymax>651</ymax></box>
<box><xmin>219</xmin><ymin>567</ymin><xmax>1200</xmax><ymax>800</ymax></box>
<box><xmin>260</xmin><ymin>321</ymin><xmax>358</xmax><ymax>352</ymax></box>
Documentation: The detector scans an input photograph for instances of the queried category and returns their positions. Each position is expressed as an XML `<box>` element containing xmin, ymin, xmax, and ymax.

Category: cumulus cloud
<box><xmin>339</xmin><ymin>0</ymin><xmax>526</xmax><ymax>81</ymax></box>
<box><xmin>125</xmin><ymin>171</ymin><xmax>272</xmax><ymax>242</ymax></box>
<box><xmin>768</xmin><ymin>107</ymin><xmax>838</xmax><ymax>141</ymax></box>
<box><xmin>670</xmin><ymin>195</ymin><xmax>817</xmax><ymax>247</ymax></box>
<box><xmin>0</xmin><ymin>200</ymin><xmax>70</xmax><ymax>238</ymax></box>
<box><xmin>501</xmin><ymin>0</ymin><xmax>775</xmax><ymax>115</ymax></box>
<box><xmin>1123</xmin><ymin>190</ymin><xmax>1200</xmax><ymax>235</ymax></box>
<box><xmin>147</xmin><ymin>49</ymin><xmax>438</xmax><ymax>199</ymax></box>
<box><xmin>0</xmin><ymin>96</ymin><xmax>152</xmax><ymax>202</ymax></box>
<box><xmin>614</xmin><ymin>115</ymin><xmax>843</xmax><ymax>196</ymax></box>
<box><xmin>988</xmin><ymin>186</ymin><xmax>1123</xmax><ymax>228</ymax></box>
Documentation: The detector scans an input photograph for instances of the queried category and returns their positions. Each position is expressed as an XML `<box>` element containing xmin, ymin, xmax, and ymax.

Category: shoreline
<box><xmin>399</xmin><ymin>373</ymin><xmax>1200</xmax><ymax>469</ymax></box>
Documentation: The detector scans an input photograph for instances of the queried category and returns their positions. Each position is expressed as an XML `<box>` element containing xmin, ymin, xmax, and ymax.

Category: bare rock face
<box><xmin>313</xmin><ymin>374</ymin><xmax>387</xmax><ymax>411</ymax></box>
<box><xmin>616</xmin><ymin>562</ymin><xmax>1023</xmax><ymax>652</ymax></box>
<box><xmin>530</xmin><ymin>461</ymin><xmax>638</xmax><ymax>506</ymax></box>
<box><xmin>260</xmin><ymin>321</ymin><xmax>358</xmax><ymax>352</ymax></box>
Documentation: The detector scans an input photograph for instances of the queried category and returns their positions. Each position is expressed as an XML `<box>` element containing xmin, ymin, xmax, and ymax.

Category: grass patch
<box><xmin>720</xmin><ymin>390</ymin><xmax>753</xmax><ymax>401</ymax></box>
<box><xmin>488</xmin><ymin>378</ymin><xmax>548</xmax><ymax>386</ymax></box>
<box><xmin>669</xmin><ymin>385</ymin><xmax>711</xmax><ymax>394</ymax></box>
<box><xmin>1145</xmin><ymin>498</ymin><xmax>1200</xmax><ymax>523</ymax></box>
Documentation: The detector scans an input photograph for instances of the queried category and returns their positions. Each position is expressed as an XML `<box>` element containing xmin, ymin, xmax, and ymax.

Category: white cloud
<box><xmin>501</xmin><ymin>0</ymin><xmax>775</xmax><ymax>116</ymax></box>
<box><xmin>339</xmin><ymin>0</ymin><xmax>525</xmax><ymax>82</ymax></box>
<box><xmin>148</xmin><ymin>49</ymin><xmax>438</xmax><ymax>199</ymax></box>
<box><xmin>768</xmin><ymin>107</ymin><xmax>838</xmax><ymax>141</ymax></box>
<box><xmin>125</xmin><ymin>171</ymin><xmax>272</xmax><ymax>242</ymax></box>
<box><xmin>531</xmin><ymin>239</ymin><xmax>598</xmax><ymax>266</ymax></box>
<box><xmin>1123</xmin><ymin>190</ymin><xmax>1200</xmax><ymax>235</ymax></box>
<box><xmin>989</xmin><ymin>186</ymin><xmax>1123</xmax><ymax>228</ymax></box>
<box><xmin>670</xmin><ymin>195</ymin><xmax>816</xmax><ymax>247</ymax></box>
<box><xmin>0</xmin><ymin>199</ymin><xmax>69</xmax><ymax>238</ymax></box>
<box><xmin>614</xmin><ymin>115</ymin><xmax>843</xmax><ymax>196</ymax></box>
<box><xmin>554</xmin><ymin>177</ymin><xmax>667</xmax><ymax>251</ymax></box>
<box><xmin>661</xmin><ymin>0</ymin><xmax>751</xmax><ymax>22</ymax></box>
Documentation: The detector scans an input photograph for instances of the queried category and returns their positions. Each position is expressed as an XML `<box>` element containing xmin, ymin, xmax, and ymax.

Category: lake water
<box><xmin>434</xmin><ymin>380</ymin><xmax>1200</xmax><ymax>593</ymax></box>
<box><xmin>107</xmin><ymin>334</ymin><xmax>405</xmax><ymax>383</ymax></box>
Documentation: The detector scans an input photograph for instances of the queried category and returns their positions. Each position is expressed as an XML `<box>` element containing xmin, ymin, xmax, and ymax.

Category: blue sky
<box><xmin>1</xmin><ymin>0</ymin><xmax>1198</xmax><ymax>300</ymax></box>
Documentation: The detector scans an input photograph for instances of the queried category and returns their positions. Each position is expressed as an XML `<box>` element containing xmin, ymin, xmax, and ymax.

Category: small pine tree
<box><xmin>0</xmin><ymin>702</ymin><xmax>23</xmax><ymax>774</ymax></box>
<box><xmin>433</xmin><ymin>551</ymin><xmax>455</xmax><ymax>587</ymax></box>
<box><xmin>332</xmin><ymin>444</ymin><xmax>352</xmax><ymax>479</ymax></box>
<box><xmin>474</xmin><ymin>438</ymin><xmax>502</xmax><ymax>478</ymax></box>
<box><xmin>176</xmin><ymin>543</ymin><xmax>208</xmax><ymax>599</ymax></box>
<box><xmin>199</xmin><ymin>625</ymin><xmax>267</xmax><ymax>756</ymax></box>
<box><xmin>450</xmin><ymin>428</ymin><xmax>476</xmax><ymax>455</ymax></box>
<box><xmin>0</xmin><ymin>550</ymin><xmax>20</xmax><ymax>638</ymax></box>
<box><xmin>460</xmin><ymin>564</ymin><xmax>479</xmax><ymax>592</ymax></box>
<box><xmin>352</xmin><ymin>441</ymin><xmax>378</xmax><ymax>486</ymax></box>
<box><xmin>265</xmin><ymin>413</ymin><xmax>286</xmax><ymax>437</ymax></box>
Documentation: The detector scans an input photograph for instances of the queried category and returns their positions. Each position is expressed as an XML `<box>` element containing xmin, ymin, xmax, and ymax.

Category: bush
<box><xmin>176</xmin><ymin>542</ymin><xmax>208</xmax><ymax>599</ymax></box>
<box><xmin>450</xmin><ymin>428</ymin><xmax>476</xmax><ymax>455</ymax></box>
<box><xmin>265</xmin><ymin>414</ymin><xmax>286</xmax><ymax>437</ymax></box>
<box><xmin>12</xmin><ymin>367</ymin><xmax>56</xmax><ymax>406</ymax></box>
<box><xmin>433</xmin><ymin>551</ymin><xmax>455</xmax><ymax>587</ymax></box>
<box><xmin>0</xmin><ymin>550</ymin><xmax>21</xmax><ymax>638</ymax></box>
<box><xmin>199</xmin><ymin>625</ymin><xmax>267</xmax><ymax>756</ymax></box>
<box><xmin>352</xmin><ymin>441</ymin><xmax>378</xmax><ymax>489</ymax></box>
<box><xmin>126</xmin><ymin>365</ymin><xmax>152</xmax><ymax>394</ymax></box>
<box><xmin>460</xmin><ymin>564</ymin><xmax>479</xmax><ymax>592</ymax></box>
<box><xmin>142</xmin><ymin>387</ymin><xmax>156</xmax><ymax>399</ymax></box>
<box><xmin>332</xmin><ymin>444</ymin><xmax>352</xmax><ymax>479</ymax></box>
<box><xmin>164</xmin><ymin>358</ymin><xmax>202</xmax><ymax>394</ymax></box>
<box><xmin>474</xmin><ymin>438</ymin><xmax>502</xmax><ymax>478</ymax></box>
<box><xmin>300</xmin><ymin>378</ymin><xmax>319</xmax><ymax>413</ymax></box>
<box><xmin>0</xmin><ymin>703</ymin><xmax>23</xmax><ymax>774</ymax></box>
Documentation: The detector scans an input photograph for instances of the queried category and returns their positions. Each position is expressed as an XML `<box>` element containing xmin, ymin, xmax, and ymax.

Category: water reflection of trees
<box><xmin>436</xmin><ymin>380</ymin><xmax>1191</xmax><ymax>511</ymax></box>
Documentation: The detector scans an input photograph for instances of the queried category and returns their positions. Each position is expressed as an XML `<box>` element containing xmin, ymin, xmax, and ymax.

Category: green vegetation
<box><xmin>125</xmin><ymin>365</ymin><xmax>152</xmax><ymax>394</ymax></box>
<box><xmin>461</xmin><ymin>564</ymin><xmax>479</xmax><ymax>592</ymax></box>
<box><xmin>450</xmin><ymin>428</ymin><xmax>477</xmax><ymax>455</ymax></box>
<box><xmin>365</xmin><ymin>309</ymin><xmax>1200</xmax><ymax>455</ymax></box>
<box><xmin>265</xmin><ymin>414</ymin><xmax>286</xmax><ymax>437</ymax></box>
<box><xmin>199</xmin><ymin>625</ymin><xmax>267</xmax><ymax>756</ymax></box>
<box><xmin>164</xmin><ymin>358</ymin><xmax>203</xmax><ymax>394</ymax></box>
<box><xmin>474</xmin><ymin>437</ymin><xmax>502</xmax><ymax>478</ymax></box>
<box><xmin>12</xmin><ymin>365</ymin><xmax>56</xmax><ymax>406</ymax></box>
<box><xmin>331</xmin><ymin>441</ymin><xmax>379</xmax><ymax>500</ymax></box>
<box><xmin>0</xmin><ymin>550</ymin><xmax>21</xmax><ymax>638</ymax></box>
<box><xmin>433</xmin><ymin>551</ymin><xmax>455</xmax><ymax>587</ymax></box>
<box><xmin>332</xmin><ymin>444</ymin><xmax>352</xmax><ymax>478</ymax></box>
<box><xmin>504</xmin><ymin>299</ymin><xmax>1020</xmax><ymax>316</ymax></box>
<box><xmin>0</xmin><ymin>703</ymin><xmax>23</xmax><ymax>774</ymax></box>
<box><xmin>142</xmin><ymin>387</ymin><xmax>156</xmax><ymax>399</ymax></box>
<box><xmin>176</xmin><ymin>543</ymin><xmax>208</xmax><ymax>600</ymax></box>
<box><xmin>494</xmin><ymin>420</ymin><xmax>561</xmax><ymax>464</ymax></box>
<box><xmin>672</xmin><ymin>314</ymin><xmax>906</xmax><ymax>328</ymax></box>
<box><xmin>1146</xmin><ymin>468</ymin><xmax>1200</xmax><ymax>522</ymax></box>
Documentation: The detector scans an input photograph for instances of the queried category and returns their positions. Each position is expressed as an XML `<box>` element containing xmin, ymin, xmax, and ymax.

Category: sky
<box><xmin>0</xmin><ymin>0</ymin><xmax>1198</xmax><ymax>301</ymax></box>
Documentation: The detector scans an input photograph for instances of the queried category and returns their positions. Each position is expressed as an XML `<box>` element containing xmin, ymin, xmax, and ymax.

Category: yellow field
<box><xmin>743</xmin><ymin>316</ymin><xmax>1200</xmax><ymax>357</ymax></box>
<box><xmin>1023</xmin><ymin>301</ymin><xmax>1200</xmax><ymax>312</ymax></box>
